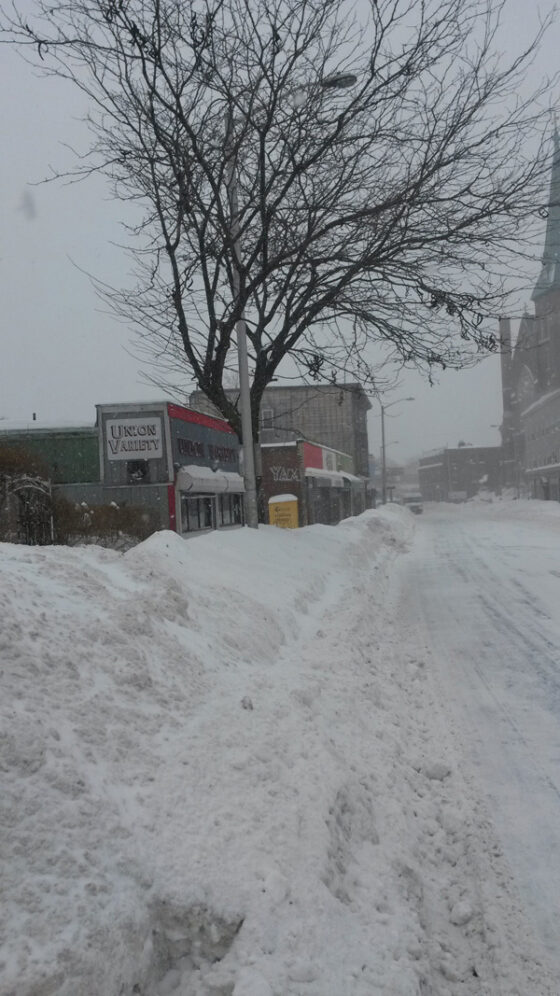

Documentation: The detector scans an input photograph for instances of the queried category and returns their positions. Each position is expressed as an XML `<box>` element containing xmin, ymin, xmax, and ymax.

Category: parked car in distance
<box><xmin>402</xmin><ymin>493</ymin><xmax>424</xmax><ymax>514</ymax></box>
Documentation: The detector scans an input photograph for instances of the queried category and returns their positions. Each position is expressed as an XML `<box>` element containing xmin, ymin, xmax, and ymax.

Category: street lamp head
<box><xmin>291</xmin><ymin>73</ymin><xmax>357</xmax><ymax>110</ymax></box>
<box><xmin>320</xmin><ymin>73</ymin><xmax>358</xmax><ymax>90</ymax></box>
<box><xmin>381</xmin><ymin>395</ymin><xmax>415</xmax><ymax>411</ymax></box>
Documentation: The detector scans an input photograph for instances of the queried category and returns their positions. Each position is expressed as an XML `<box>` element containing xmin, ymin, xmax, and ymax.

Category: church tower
<box><xmin>532</xmin><ymin>126</ymin><xmax>560</xmax><ymax>312</ymax></box>
<box><xmin>505</xmin><ymin>125</ymin><xmax>560</xmax><ymax>499</ymax></box>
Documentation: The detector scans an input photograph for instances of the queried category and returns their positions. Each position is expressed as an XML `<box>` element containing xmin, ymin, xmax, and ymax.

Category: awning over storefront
<box><xmin>304</xmin><ymin>467</ymin><xmax>364</xmax><ymax>487</ymax></box>
<box><xmin>341</xmin><ymin>472</ymin><xmax>364</xmax><ymax>485</ymax></box>
<box><xmin>176</xmin><ymin>465</ymin><xmax>245</xmax><ymax>494</ymax></box>
<box><xmin>304</xmin><ymin>467</ymin><xmax>338</xmax><ymax>487</ymax></box>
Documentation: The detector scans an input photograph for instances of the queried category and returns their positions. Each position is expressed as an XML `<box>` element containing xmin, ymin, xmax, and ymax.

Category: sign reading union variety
<box><xmin>106</xmin><ymin>417</ymin><xmax>163</xmax><ymax>460</ymax></box>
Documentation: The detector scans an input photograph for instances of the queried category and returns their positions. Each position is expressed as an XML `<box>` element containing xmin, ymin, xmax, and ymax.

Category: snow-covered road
<box><xmin>398</xmin><ymin>502</ymin><xmax>560</xmax><ymax>971</ymax></box>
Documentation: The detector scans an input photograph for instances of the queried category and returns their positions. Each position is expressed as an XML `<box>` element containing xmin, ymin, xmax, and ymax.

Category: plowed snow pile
<box><xmin>0</xmin><ymin>508</ymin><xmax>555</xmax><ymax>995</ymax></box>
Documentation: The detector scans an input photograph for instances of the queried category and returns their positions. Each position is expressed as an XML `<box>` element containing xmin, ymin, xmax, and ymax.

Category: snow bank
<box><xmin>0</xmin><ymin>506</ymin><xmax>554</xmax><ymax>995</ymax></box>
<box><xmin>465</xmin><ymin>494</ymin><xmax>560</xmax><ymax>528</ymax></box>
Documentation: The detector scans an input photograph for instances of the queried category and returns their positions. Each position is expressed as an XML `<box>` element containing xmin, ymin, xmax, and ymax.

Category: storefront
<box><xmin>261</xmin><ymin>439</ymin><xmax>367</xmax><ymax>526</ymax></box>
<box><xmin>96</xmin><ymin>400</ymin><xmax>245</xmax><ymax>534</ymax></box>
<box><xmin>304</xmin><ymin>466</ymin><xmax>365</xmax><ymax>523</ymax></box>
<box><xmin>175</xmin><ymin>465</ymin><xmax>244</xmax><ymax>532</ymax></box>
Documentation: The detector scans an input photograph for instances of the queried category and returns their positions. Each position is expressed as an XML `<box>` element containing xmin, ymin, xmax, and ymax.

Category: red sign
<box><xmin>167</xmin><ymin>403</ymin><xmax>235</xmax><ymax>435</ymax></box>
<box><xmin>302</xmin><ymin>441</ymin><xmax>324</xmax><ymax>469</ymax></box>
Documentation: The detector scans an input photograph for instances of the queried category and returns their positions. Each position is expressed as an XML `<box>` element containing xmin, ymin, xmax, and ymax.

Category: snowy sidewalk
<box><xmin>0</xmin><ymin>508</ymin><xmax>556</xmax><ymax>995</ymax></box>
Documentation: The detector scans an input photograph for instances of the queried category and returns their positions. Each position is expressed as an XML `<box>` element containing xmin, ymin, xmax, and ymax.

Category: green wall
<box><xmin>0</xmin><ymin>428</ymin><xmax>99</xmax><ymax>484</ymax></box>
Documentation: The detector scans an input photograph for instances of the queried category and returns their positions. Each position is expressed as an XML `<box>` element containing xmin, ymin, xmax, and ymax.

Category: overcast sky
<box><xmin>1</xmin><ymin>0</ymin><xmax>558</xmax><ymax>465</ymax></box>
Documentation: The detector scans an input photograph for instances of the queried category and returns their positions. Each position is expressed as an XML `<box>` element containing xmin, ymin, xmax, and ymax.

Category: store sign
<box><xmin>177</xmin><ymin>437</ymin><xmax>205</xmax><ymax>459</ymax></box>
<box><xmin>176</xmin><ymin>436</ymin><xmax>238</xmax><ymax>464</ymax></box>
<box><xmin>106</xmin><ymin>417</ymin><xmax>163</xmax><ymax>460</ymax></box>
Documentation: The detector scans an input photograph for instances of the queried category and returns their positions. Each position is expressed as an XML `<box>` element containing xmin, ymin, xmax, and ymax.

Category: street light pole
<box><xmin>380</xmin><ymin>402</ymin><xmax>387</xmax><ymax>506</ymax></box>
<box><xmin>377</xmin><ymin>396</ymin><xmax>415</xmax><ymax>504</ymax></box>
<box><xmin>225</xmin><ymin>110</ymin><xmax>259</xmax><ymax>529</ymax></box>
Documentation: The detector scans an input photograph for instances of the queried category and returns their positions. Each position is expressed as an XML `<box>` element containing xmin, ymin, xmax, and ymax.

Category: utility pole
<box><xmin>225</xmin><ymin>110</ymin><xmax>259</xmax><ymax>528</ymax></box>
<box><xmin>381</xmin><ymin>402</ymin><xmax>387</xmax><ymax>506</ymax></box>
<box><xmin>378</xmin><ymin>396</ymin><xmax>414</xmax><ymax>504</ymax></box>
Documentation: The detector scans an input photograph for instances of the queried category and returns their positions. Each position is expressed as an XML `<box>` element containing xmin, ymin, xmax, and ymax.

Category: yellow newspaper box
<box><xmin>268</xmin><ymin>493</ymin><xmax>299</xmax><ymax>528</ymax></box>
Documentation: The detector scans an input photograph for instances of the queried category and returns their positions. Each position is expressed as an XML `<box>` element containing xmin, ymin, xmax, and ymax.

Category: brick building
<box><xmin>261</xmin><ymin>439</ymin><xmax>366</xmax><ymax>526</ymax></box>
<box><xmin>419</xmin><ymin>445</ymin><xmax>502</xmax><ymax>502</ymax></box>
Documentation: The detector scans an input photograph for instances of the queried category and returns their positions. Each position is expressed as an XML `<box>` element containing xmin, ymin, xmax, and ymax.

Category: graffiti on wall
<box><xmin>270</xmin><ymin>466</ymin><xmax>300</xmax><ymax>482</ymax></box>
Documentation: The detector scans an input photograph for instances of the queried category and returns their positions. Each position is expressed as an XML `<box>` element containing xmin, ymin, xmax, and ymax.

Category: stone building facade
<box><xmin>190</xmin><ymin>382</ymin><xmax>371</xmax><ymax>478</ymax></box>
<box><xmin>256</xmin><ymin>383</ymin><xmax>371</xmax><ymax>478</ymax></box>
<box><xmin>501</xmin><ymin>129</ymin><xmax>560</xmax><ymax>499</ymax></box>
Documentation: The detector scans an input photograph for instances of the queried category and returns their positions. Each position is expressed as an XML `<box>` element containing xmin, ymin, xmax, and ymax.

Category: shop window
<box><xmin>232</xmin><ymin>494</ymin><xmax>243</xmax><ymax>524</ymax></box>
<box><xmin>218</xmin><ymin>493</ymin><xmax>244</xmax><ymax>526</ymax></box>
<box><xmin>219</xmin><ymin>494</ymin><xmax>232</xmax><ymax>526</ymax></box>
<box><xmin>181</xmin><ymin>494</ymin><xmax>214</xmax><ymax>532</ymax></box>
<box><xmin>180</xmin><ymin>493</ymin><xmax>244</xmax><ymax>532</ymax></box>
<box><xmin>127</xmin><ymin>460</ymin><xmax>149</xmax><ymax>484</ymax></box>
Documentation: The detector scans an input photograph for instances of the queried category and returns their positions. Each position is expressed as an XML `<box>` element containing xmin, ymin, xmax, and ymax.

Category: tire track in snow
<box><xmin>398</xmin><ymin>510</ymin><xmax>560</xmax><ymax>970</ymax></box>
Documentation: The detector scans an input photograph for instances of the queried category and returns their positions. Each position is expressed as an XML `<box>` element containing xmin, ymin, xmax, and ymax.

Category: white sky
<box><xmin>1</xmin><ymin>0</ymin><xmax>558</xmax><ymax>464</ymax></box>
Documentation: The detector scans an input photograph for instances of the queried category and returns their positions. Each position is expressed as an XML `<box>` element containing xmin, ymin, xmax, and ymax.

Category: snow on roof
<box><xmin>260</xmin><ymin>441</ymin><xmax>298</xmax><ymax>448</ymax></box>
<box><xmin>96</xmin><ymin>399</ymin><xmax>170</xmax><ymax>409</ymax></box>
<box><xmin>0</xmin><ymin>421</ymin><xmax>95</xmax><ymax>433</ymax></box>
<box><xmin>176</xmin><ymin>464</ymin><xmax>245</xmax><ymax>492</ymax></box>
<box><xmin>520</xmin><ymin>386</ymin><xmax>560</xmax><ymax>417</ymax></box>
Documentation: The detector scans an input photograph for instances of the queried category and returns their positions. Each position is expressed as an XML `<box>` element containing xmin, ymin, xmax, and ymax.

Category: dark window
<box><xmin>127</xmin><ymin>460</ymin><xmax>149</xmax><ymax>483</ymax></box>
<box><xmin>261</xmin><ymin>408</ymin><xmax>274</xmax><ymax>430</ymax></box>
<box><xmin>232</xmin><ymin>493</ymin><xmax>243</xmax><ymax>524</ymax></box>
<box><xmin>201</xmin><ymin>496</ymin><xmax>213</xmax><ymax>528</ymax></box>
<box><xmin>185</xmin><ymin>496</ymin><xmax>199</xmax><ymax>531</ymax></box>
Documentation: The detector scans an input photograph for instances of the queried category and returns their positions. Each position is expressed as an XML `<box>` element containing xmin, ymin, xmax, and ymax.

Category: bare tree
<box><xmin>1</xmin><ymin>0</ymin><xmax>555</xmax><ymax>439</ymax></box>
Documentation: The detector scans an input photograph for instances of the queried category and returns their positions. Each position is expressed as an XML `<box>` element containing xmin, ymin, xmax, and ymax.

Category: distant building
<box><xmin>500</xmin><ymin>129</ymin><xmax>560</xmax><ymax>499</ymax></box>
<box><xmin>190</xmin><ymin>382</ymin><xmax>371</xmax><ymax>478</ymax></box>
<box><xmin>419</xmin><ymin>445</ymin><xmax>501</xmax><ymax>502</ymax></box>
